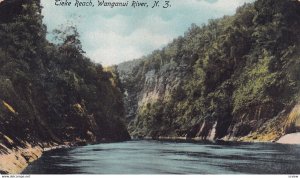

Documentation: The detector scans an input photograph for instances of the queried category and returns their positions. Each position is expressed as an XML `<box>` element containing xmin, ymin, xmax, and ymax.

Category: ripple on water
<box><xmin>23</xmin><ymin>140</ymin><xmax>300</xmax><ymax>174</ymax></box>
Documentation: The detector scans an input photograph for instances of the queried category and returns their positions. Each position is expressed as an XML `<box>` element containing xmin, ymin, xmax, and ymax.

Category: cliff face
<box><xmin>0</xmin><ymin>0</ymin><xmax>130</xmax><ymax>173</ymax></box>
<box><xmin>118</xmin><ymin>55</ymin><xmax>196</xmax><ymax>137</ymax></box>
<box><xmin>118</xmin><ymin>0</ymin><xmax>300</xmax><ymax>141</ymax></box>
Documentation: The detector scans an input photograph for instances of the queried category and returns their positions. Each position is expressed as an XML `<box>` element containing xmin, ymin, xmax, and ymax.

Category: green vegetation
<box><xmin>119</xmin><ymin>0</ymin><xmax>300</xmax><ymax>140</ymax></box>
<box><xmin>0</xmin><ymin>0</ymin><xmax>129</xmax><ymax>150</ymax></box>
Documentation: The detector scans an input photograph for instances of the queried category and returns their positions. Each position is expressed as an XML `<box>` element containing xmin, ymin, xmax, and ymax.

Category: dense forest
<box><xmin>118</xmin><ymin>0</ymin><xmax>300</xmax><ymax>141</ymax></box>
<box><xmin>0</xmin><ymin>0</ymin><xmax>130</xmax><ymax>162</ymax></box>
<box><xmin>0</xmin><ymin>0</ymin><xmax>300</xmax><ymax>174</ymax></box>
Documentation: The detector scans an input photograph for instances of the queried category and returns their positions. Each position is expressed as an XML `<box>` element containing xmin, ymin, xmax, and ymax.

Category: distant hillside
<box><xmin>0</xmin><ymin>0</ymin><xmax>129</xmax><ymax>173</ymax></box>
<box><xmin>118</xmin><ymin>0</ymin><xmax>300</xmax><ymax>141</ymax></box>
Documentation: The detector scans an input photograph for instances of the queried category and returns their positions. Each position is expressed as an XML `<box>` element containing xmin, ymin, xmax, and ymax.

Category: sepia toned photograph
<box><xmin>0</xmin><ymin>0</ymin><xmax>299</xmax><ymax>175</ymax></box>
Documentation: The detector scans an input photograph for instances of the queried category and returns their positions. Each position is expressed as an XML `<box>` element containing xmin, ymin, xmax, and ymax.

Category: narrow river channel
<box><xmin>23</xmin><ymin>140</ymin><xmax>300</xmax><ymax>174</ymax></box>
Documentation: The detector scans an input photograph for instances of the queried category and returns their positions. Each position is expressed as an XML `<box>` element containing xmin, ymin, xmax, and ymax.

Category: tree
<box><xmin>53</xmin><ymin>24</ymin><xmax>85</xmax><ymax>57</ymax></box>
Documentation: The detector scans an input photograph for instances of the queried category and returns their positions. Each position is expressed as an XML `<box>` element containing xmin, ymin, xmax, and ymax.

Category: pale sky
<box><xmin>41</xmin><ymin>0</ymin><xmax>255</xmax><ymax>66</ymax></box>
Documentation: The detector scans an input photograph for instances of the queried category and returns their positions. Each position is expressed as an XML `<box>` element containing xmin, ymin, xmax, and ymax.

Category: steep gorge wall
<box><xmin>118</xmin><ymin>0</ymin><xmax>300</xmax><ymax>142</ymax></box>
<box><xmin>119</xmin><ymin>56</ymin><xmax>195</xmax><ymax>137</ymax></box>
<box><xmin>0</xmin><ymin>0</ymin><xmax>130</xmax><ymax>173</ymax></box>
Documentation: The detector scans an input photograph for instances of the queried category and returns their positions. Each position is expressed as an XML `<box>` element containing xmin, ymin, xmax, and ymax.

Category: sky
<box><xmin>41</xmin><ymin>0</ymin><xmax>255</xmax><ymax>66</ymax></box>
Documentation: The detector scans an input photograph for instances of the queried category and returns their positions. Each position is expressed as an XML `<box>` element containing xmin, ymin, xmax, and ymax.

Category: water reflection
<box><xmin>23</xmin><ymin>140</ymin><xmax>300</xmax><ymax>174</ymax></box>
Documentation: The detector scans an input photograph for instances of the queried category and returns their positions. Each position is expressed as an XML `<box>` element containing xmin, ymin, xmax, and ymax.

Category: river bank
<box><xmin>2</xmin><ymin>132</ymin><xmax>300</xmax><ymax>174</ymax></box>
<box><xmin>144</xmin><ymin>133</ymin><xmax>300</xmax><ymax>145</ymax></box>
<box><xmin>0</xmin><ymin>142</ymin><xmax>72</xmax><ymax>174</ymax></box>
<box><xmin>23</xmin><ymin>140</ymin><xmax>300</xmax><ymax>174</ymax></box>
<box><xmin>0</xmin><ymin>139</ymin><xmax>130</xmax><ymax>174</ymax></box>
<box><xmin>0</xmin><ymin>144</ymin><xmax>42</xmax><ymax>174</ymax></box>
<box><xmin>277</xmin><ymin>133</ymin><xmax>300</xmax><ymax>144</ymax></box>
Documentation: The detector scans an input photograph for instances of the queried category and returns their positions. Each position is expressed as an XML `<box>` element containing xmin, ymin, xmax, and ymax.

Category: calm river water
<box><xmin>23</xmin><ymin>140</ymin><xmax>300</xmax><ymax>174</ymax></box>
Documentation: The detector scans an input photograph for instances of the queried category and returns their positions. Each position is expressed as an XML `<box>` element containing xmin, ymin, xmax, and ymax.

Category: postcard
<box><xmin>0</xmin><ymin>0</ymin><xmax>299</xmax><ymax>176</ymax></box>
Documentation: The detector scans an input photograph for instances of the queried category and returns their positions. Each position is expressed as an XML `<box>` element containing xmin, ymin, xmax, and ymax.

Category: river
<box><xmin>23</xmin><ymin>140</ymin><xmax>300</xmax><ymax>174</ymax></box>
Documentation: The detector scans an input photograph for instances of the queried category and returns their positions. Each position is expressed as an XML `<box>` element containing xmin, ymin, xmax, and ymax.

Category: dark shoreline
<box><xmin>2</xmin><ymin>133</ymin><xmax>299</xmax><ymax>174</ymax></box>
<box><xmin>0</xmin><ymin>138</ymin><xmax>131</xmax><ymax>174</ymax></box>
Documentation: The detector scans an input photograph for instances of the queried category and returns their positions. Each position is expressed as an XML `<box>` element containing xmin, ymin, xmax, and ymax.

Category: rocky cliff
<box><xmin>118</xmin><ymin>0</ymin><xmax>300</xmax><ymax>142</ymax></box>
<box><xmin>0</xmin><ymin>0</ymin><xmax>130</xmax><ymax>173</ymax></box>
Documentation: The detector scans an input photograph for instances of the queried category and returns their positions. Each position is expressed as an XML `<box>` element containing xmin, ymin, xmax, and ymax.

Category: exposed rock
<box><xmin>0</xmin><ymin>143</ymin><xmax>43</xmax><ymax>174</ymax></box>
<box><xmin>118</xmin><ymin>0</ymin><xmax>300</xmax><ymax>143</ymax></box>
<box><xmin>277</xmin><ymin>133</ymin><xmax>300</xmax><ymax>144</ymax></box>
<box><xmin>0</xmin><ymin>0</ymin><xmax>130</xmax><ymax>174</ymax></box>
<box><xmin>284</xmin><ymin>104</ymin><xmax>300</xmax><ymax>133</ymax></box>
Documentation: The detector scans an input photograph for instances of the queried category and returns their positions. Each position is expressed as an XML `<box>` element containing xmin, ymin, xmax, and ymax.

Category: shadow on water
<box><xmin>24</xmin><ymin>148</ymin><xmax>83</xmax><ymax>174</ymax></box>
<box><xmin>23</xmin><ymin>140</ymin><xmax>300</xmax><ymax>174</ymax></box>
